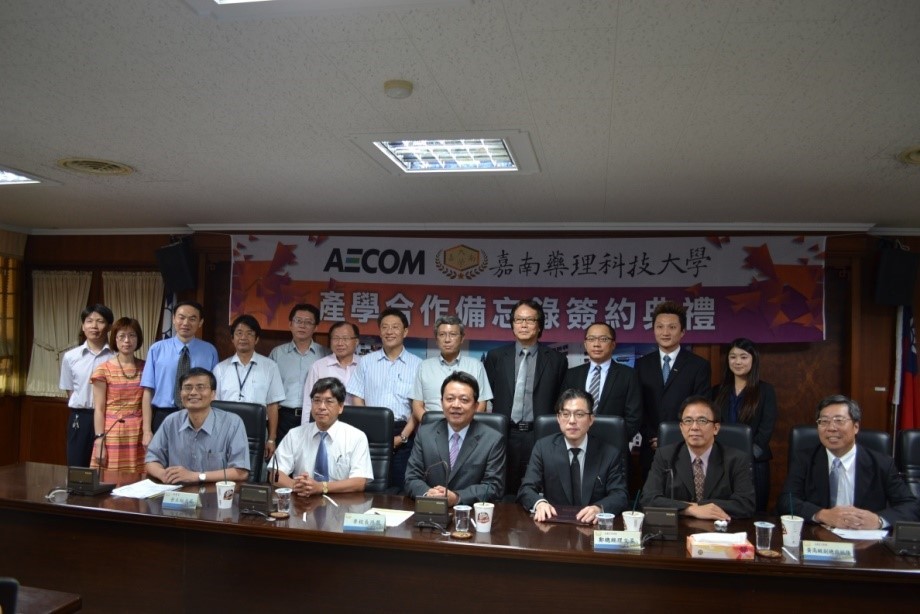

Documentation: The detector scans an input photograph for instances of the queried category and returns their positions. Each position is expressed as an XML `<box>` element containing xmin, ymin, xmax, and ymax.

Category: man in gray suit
<box><xmin>404</xmin><ymin>371</ymin><xmax>505</xmax><ymax>505</ymax></box>
<box><xmin>640</xmin><ymin>396</ymin><xmax>755</xmax><ymax>520</ymax></box>
<box><xmin>518</xmin><ymin>389</ymin><xmax>628</xmax><ymax>524</ymax></box>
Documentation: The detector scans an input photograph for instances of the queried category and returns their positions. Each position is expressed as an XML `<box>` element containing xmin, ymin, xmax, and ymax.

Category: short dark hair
<box><xmin>329</xmin><ymin>320</ymin><xmax>360</xmax><ymax>338</ymax></box>
<box><xmin>230</xmin><ymin>314</ymin><xmax>261</xmax><ymax>337</ymax></box>
<box><xmin>586</xmin><ymin>321</ymin><xmax>616</xmax><ymax>342</ymax></box>
<box><xmin>440</xmin><ymin>371</ymin><xmax>480</xmax><ymax>402</ymax></box>
<box><xmin>378</xmin><ymin>307</ymin><xmax>409</xmax><ymax>329</ymax></box>
<box><xmin>652</xmin><ymin>300</ymin><xmax>686</xmax><ymax>331</ymax></box>
<box><xmin>679</xmin><ymin>395</ymin><xmax>720</xmax><ymax>422</ymax></box>
<box><xmin>512</xmin><ymin>299</ymin><xmax>546</xmax><ymax>337</ymax></box>
<box><xmin>289</xmin><ymin>303</ymin><xmax>320</xmax><ymax>323</ymax></box>
<box><xmin>434</xmin><ymin>314</ymin><xmax>465</xmax><ymax>337</ymax></box>
<box><xmin>555</xmin><ymin>388</ymin><xmax>594</xmax><ymax>414</ymax></box>
<box><xmin>816</xmin><ymin>394</ymin><xmax>861</xmax><ymax>422</ymax></box>
<box><xmin>180</xmin><ymin>367</ymin><xmax>217</xmax><ymax>390</ymax></box>
<box><xmin>109</xmin><ymin>317</ymin><xmax>144</xmax><ymax>349</ymax></box>
<box><xmin>81</xmin><ymin>304</ymin><xmax>114</xmax><ymax>326</ymax></box>
<box><xmin>174</xmin><ymin>300</ymin><xmax>204</xmax><ymax>319</ymax></box>
<box><xmin>310</xmin><ymin>377</ymin><xmax>346</xmax><ymax>404</ymax></box>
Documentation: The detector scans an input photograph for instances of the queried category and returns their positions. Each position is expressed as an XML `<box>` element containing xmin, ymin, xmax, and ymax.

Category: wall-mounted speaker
<box><xmin>875</xmin><ymin>248</ymin><xmax>919</xmax><ymax>306</ymax></box>
<box><xmin>156</xmin><ymin>240</ymin><xmax>196</xmax><ymax>294</ymax></box>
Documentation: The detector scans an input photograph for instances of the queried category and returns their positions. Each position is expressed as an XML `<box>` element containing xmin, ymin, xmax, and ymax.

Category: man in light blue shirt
<box><xmin>145</xmin><ymin>368</ymin><xmax>250</xmax><ymax>484</ymax></box>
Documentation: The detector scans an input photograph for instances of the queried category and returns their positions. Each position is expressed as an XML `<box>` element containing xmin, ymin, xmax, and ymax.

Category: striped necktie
<box><xmin>589</xmin><ymin>364</ymin><xmax>601</xmax><ymax>409</ymax></box>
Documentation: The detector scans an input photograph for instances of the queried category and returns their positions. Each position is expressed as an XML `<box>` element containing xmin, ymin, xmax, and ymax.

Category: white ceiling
<box><xmin>1</xmin><ymin>0</ymin><xmax>919</xmax><ymax>235</ymax></box>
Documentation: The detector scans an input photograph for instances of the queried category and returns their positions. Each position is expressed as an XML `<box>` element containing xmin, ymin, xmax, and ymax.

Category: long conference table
<box><xmin>0</xmin><ymin>463</ymin><xmax>918</xmax><ymax>613</ymax></box>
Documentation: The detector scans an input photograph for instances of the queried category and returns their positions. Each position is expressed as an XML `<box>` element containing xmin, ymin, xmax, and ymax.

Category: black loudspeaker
<box><xmin>156</xmin><ymin>240</ymin><xmax>196</xmax><ymax>294</ymax></box>
<box><xmin>875</xmin><ymin>248</ymin><xmax>919</xmax><ymax>306</ymax></box>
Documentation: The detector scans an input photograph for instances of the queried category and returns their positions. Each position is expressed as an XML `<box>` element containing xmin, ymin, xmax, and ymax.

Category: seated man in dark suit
<box><xmin>641</xmin><ymin>396</ymin><xmax>754</xmax><ymax>520</ymax></box>
<box><xmin>778</xmin><ymin>394</ymin><xmax>919</xmax><ymax>528</ymax></box>
<box><xmin>518</xmin><ymin>389</ymin><xmax>628</xmax><ymax>524</ymax></box>
<box><xmin>404</xmin><ymin>371</ymin><xmax>505</xmax><ymax>505</ymax></box>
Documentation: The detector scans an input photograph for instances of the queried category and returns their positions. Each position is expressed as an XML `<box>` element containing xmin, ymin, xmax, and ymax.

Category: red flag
<box><xmin>896</xmin><ymin>307</ymin><xmax>920</xmax><ymax>430</ymax></box>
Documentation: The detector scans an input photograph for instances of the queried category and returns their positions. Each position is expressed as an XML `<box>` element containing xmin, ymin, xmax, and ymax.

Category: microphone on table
<box><xmin>268</xmin><ymin>452</ymin><xmax>280</xmax><ymax>485</ymax></box>
<box><xmin>96</xmin><ymin>418</ymin><xmax>125</xmax><ymax>468</ymax></box>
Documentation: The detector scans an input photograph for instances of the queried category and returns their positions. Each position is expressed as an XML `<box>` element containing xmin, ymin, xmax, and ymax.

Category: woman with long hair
<box><xmin>712</xmin><ymin>338</ymin><xmax>776</xmax><ymax>512</ymax></box>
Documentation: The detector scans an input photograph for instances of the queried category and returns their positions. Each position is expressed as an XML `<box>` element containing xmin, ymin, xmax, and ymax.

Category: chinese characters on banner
<box><xmin>230</xmin><ymin>235</ymin><xmax>825</xmax><ymax>344</ymax></box>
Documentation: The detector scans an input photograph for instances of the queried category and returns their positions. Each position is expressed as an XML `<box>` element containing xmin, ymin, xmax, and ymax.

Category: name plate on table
<box><xmin>343</xmin><ymin>513</ymin><xmax>386</xmax><ymax>533</ymax></box>
<box><xmin>594</xmin><ymin>530</ymin><xmax>643</xmax><ymax>551</ymax></box>
<box><xmin>803</xmin><ymin>540</ymin><xmax>855</xmax><ymax>563</ymax></box>
<box><xmin>162</xmin><ymin>491</ymin><xmax>201</xmax><ymax>510</ymax></box>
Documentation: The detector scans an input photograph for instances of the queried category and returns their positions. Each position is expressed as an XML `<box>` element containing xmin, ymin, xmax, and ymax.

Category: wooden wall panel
<box><xmin>19</xmin><ymin>397</ymin><xmax>68</xmax><ymax>465</ymax></box>
<box><xmin>0</xmin><ymin>396</ymin><xmax>21</xmax><ymax>465</ymax></box>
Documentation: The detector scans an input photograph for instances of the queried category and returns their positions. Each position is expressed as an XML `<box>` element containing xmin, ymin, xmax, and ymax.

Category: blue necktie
<box><xmin>314</xmin><ymin>432</ymin><xmax>329</xmax><ymax>481</ymax></box>
<box><xmin>829</xmin><ymin>457</ymin><xmax>845</xmax><ymax>506</ymax></box>
<box><xmin>662</xmin><ymin>355</ymin><xmax>671</xmax><ymax>384</ymax></box>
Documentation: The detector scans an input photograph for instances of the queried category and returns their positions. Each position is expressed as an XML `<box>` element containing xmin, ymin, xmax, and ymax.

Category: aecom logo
<box><xmin>323</xmin><ymin>248</ymin><xmax>425</xmax><ymax>275</ymax></box>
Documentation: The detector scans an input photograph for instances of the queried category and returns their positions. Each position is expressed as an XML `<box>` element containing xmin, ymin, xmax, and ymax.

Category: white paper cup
<box><xmin>622</xmin><ymin>511</ymin><xmax>645</xmax><ymax>532</ymax></box>
<box><xmin>473</xmin><ymin>502</ymin><xmax>494</xmax><ymax>533</ymax></box>
<box><xmin>781</xmin><ymin>515</ymin><xmax>804</xmax><ymax>548</ymax></box>
<box><xmin>216</xmin><ymin>480</ymin><xmax>236</xmax><ymax>509</ymax></box>
<box><xmin>596</xmin><ymin>513</ymin><xmax>615</xmax><ymax>530</ymax></box>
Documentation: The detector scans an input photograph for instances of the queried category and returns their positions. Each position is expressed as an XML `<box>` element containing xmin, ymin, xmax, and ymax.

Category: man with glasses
<box><xmin>214</xmin><ymin>314</ymin><xmax>285</xmax><ymax>459</ymax></box>
<box><xmin>779</xmin><ymin>394</ymin><xmax>918</xmax><ymax>528</ymax></box>
<box><xmin>303</xmin><ymin>321</ymin><xmax>361</xmax><ymax>420</ymax></box>
<box><xmin>270</xmin><ymin>304</ymin><xmax>330</xmax><ymax>445</ymax></box>
<box><xmin>273</xmin><ymin>377</ymin><xmax>372</xmax><ymax>496</ymax></box>
<box><xmin>142</xmin><ymin>301</ymin><xmax>219</xmax><ymax>439</ymax></box>
<box><xmin>485</xmin><ymin>299</ymin><xmax>567</xmax><ymax>496</ymax></box>
<box><xmin>518</xmin><ymin>388</ymin><xmax>627</xmax><ymax>523</ymax></box>
<box><xmin>640</xmin><ymin>396</ymin><xmax>754</xmax><ymax>520</ymax></box>
<box><xmin>562</xmin><ymin>322</ymin><xmax>641</xmax><ymax>441</ymax></box>
<box><xmin>145</xmin><ymin>368</ymin><xmax>250</xmax><ymax>484</ymax></box>
<box><xmin>411</xmin><ymin>315</ymin><xmax>493</xmax><ymax>422</ymax></box>
<box><xmin>405</xmin><ymin>372</ymin><xmax>505</xmax><ymax>505</ymax></box>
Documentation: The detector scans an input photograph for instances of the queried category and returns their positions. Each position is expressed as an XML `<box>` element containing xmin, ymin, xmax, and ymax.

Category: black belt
<box><xmin>70</xmin><ymin>407</ymin><xmax>94</xmax><ymax>415</ymax></box>
<box><xmin>511</xmin><ymin>421</ymin><xmax>533</xmax><ymax>432</ymax></box>
<box><xmin>279</xmin><ymin>406</ymin><xmax>303</xmax><ymax>417</ymax></box>
<box><xmin>151</xmin><ymin>406</ymin><xmax>178</xmax><ymax>412</ymax></box>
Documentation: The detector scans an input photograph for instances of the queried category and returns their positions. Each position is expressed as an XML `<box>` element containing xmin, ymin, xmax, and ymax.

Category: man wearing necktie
<box><xmin>779</xmin><ymin>395</ymin><xmax>918</xmax><ymax>528</ymax></box>
<box><xmin>272</xmin><ymin>377</ymin><xmax>373</xmax><ymax>496</ymax></box>
<box><xmin>404</xmin><ymin>371</ymin><xmax>505</xmax><ymax>505</ymax></box>
<box><xmin>518</xmin><ymin>388</ymin><xmax>628</xmax><ymax>524</ymax></box>
<box><xmin>484</xmin><ymin>299</ymin><xmax>567</xmax><ymax>497</ymax></box>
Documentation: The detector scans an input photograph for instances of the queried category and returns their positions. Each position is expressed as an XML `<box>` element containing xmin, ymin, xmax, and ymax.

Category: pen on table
<box><xmin>302</xmin><ymin>512</ymin><xmax>306</xmax><ymax>522</ymax></box>
<box><xmin>323</xmin><ymin>494</ymin><xmax>339</xmax><ymax>507</ymax></box>
<box><xmin>782</xmin><ymin>547</ymin><xmax>798</xmax><ymax>562</ymax></box>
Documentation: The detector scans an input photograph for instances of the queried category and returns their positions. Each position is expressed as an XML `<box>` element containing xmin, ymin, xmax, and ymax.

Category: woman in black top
<box><xmin>712</xmin><ymin>338</ymin><xmax>776</xmax><ymax>512</ymax></box>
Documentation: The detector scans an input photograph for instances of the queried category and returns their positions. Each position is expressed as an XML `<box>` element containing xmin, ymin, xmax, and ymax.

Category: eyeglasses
<box><xmin>680</xmin><ymin>417</ymin><xmax>715</xmax><ymax>427</ymax></box>
<box><xmin>558</xmin><ymin>411</ymin><xmax>592</xmax><ymax>420</ymax></box>
<box><xmin>181</xmin><ymin>384</ymin><xmax>211</xmax><ymax>393</ymax></box>
<box><xmin>115</xmin><ymin>333</ymin><xmax>137</xmax><ymax>341</ymax></box>
<box><xmin>816</xmin><ymin>416</ymin><xmax>852</xmax><ymax>428</ymax></box>
<box><xmin>311</xmin><ymin>397</ymin><xmax>340</xmax><ymax>408</ymax></box>
<box><xmin>292</xmin><ymin>317</ymin><xmax>316</xmax><ymax>326</ymax></box>
<box><xmin>585</xmin><ymin>336</ymin><xmax>613</xmax><ymax>343</ymax></box>
<box><xmin>437</xmin><ymin>332</ymin><xmax>461</xmax><ymax>339</ymax></box>
<box><xmin>233</xmin><ymin>330</ymin><xmax>256</xmax><ymax>338</ymax></box>
<box><xmin>330</xmin><ymin>336</ymin><xmax>357</xmax><ymax>343</ymax></box>
<box><xmin>513</xmin><ymin>317</ymin><xmax>539</xmax><ymax>325</ymax></box>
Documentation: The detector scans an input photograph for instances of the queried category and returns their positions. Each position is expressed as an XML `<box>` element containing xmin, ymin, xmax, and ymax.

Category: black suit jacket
<box><xmin>485</xmin><ymin>343</ymin><xmax>567</xmax><ymax>419</ymax></box>
<box><xmin>636</xmin><ymin>348</ymin><xmax>711</xmax><ymax>441</ymax></box>
<box><xmin>562</xmin><ymin>361</ymin><xmax>641</xmax><ymax>440</ymax></box>
<box><xmin>778</xmin><ymin>444</ymin><xmax>919</xmax><ymax>524</ymax></box>
<box><xmin>517</xmin><ymin>433</ymin><xmax>628</xmax><ymax>514</ymax></box>
<box><xmin>640</xmin><ymin>441</ymin><xmax>755</xmax><ymax>518</ymax></box>
<box><xmin>404</xmin><ymin>419</ymin><xmax>506</xmax><ymax>505</ymax></box>
<box><xmin>711</xmin><ymin>382</ymin><xmax>777</xmax><ymax>461</ymax></box>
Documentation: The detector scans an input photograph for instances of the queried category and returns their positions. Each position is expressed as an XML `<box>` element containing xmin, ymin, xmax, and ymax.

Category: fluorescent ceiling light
<box><xmin>213</xmin><ymin>0</ymin><xmax>273</xmax><ymax>5</ymax></box>
<box><xmin>0</xmin><ymin>166</ymin><xmax>42</xmax><ymax>185</ymax></box>
<box><xmin>352</xmin><ymin>130</ymin><xmax>539</xmax><ymax>175</ymax></box>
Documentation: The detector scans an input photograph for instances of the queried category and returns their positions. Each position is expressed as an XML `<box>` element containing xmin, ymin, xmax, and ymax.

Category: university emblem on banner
<box><xmin>436</xmin><ymin>244</ymin><xmax>488</xmax><ymax>280</ymax></box>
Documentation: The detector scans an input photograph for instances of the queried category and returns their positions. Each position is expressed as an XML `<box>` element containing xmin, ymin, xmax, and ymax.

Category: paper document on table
<box><xmin>367</xmin><ymin>508</ymin><xmax>414</xmax><ymax>527</ymax></box>
<box><xmin>831</xmin><ymin>528</ymin><xmax>888</xmax><ymax>540</ymax></box>
<box><xmin>112</xmin><ymin>480</ymin><xmax>182</xmax><ymax>499</ymax></box>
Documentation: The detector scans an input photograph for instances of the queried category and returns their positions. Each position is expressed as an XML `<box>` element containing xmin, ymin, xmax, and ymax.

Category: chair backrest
<box><xmin>210</xmin><ymin>400</ymin><xmax>266</xmax><ymax>483</ymax></box>
<box><xmin>896</xmin><ymin>429</ymin><xmax>920</xmax><ymax>478</ymax></box>
<box><xmin>0</xmin><ymin>577</ymin><xmax>19</xmax><ymax>614</ymax></box>
<box><xmin>535</xmin><ymin>415</ymin><xmax>627</xmax><ymax>452</ymax></box>
<box><xmin>788</xmin><ymin>425</ymin><xmax>892</xmax><ymax>469</ymax></box>
<box><xmin>340</xmin><ymin>405</ymin><xmax>394</xmax><ymax>493</ymax></box>
<box><xmin>658</xmin><ymin>421</ymin><xmax>753</xmax><ymax>465</ymax></box>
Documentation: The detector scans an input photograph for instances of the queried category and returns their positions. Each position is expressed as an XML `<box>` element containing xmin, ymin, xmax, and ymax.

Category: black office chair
<box><xmin>211</xmin><ymin>400</ymin><xmax>267</xmax><ymax>483</ymax></box>
<box><xmin>788</xmin><ymin>425</ymin><xmax>892</xmax><ymax>470</ymax></box>
<box><xmin>535</xmin><ymin>414</ymin><xmax>627</xmax><ymax>453</ymax></box>
<box><xmin>340</xmin><ymin>405</ymin><xmax>394</xmax><ymax>493</ymax></box>
<box><xmin>896</xmin><ymin>429</ymin><xmax>920</xmax><ymax>478</ymax></box>
<box><xmin>0</xmin><ymin>577</ymin><xmax>19</xmax><ymax>614</ymax></box>
<box><xmin>657</xmin><ymin>421</ymin><xmax>753</xmax><ymax>465</ymax></box>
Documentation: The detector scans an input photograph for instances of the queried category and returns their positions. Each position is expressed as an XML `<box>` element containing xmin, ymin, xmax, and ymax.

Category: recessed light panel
<box><xmin>375</xmin><ymin>138</ymin><xmax>517</xmax><ymax>173</ymax></box>
<box><xmin>0</xmin><ymin>166</ymin><xmax>41</xmax><ymax>185</ymax></box>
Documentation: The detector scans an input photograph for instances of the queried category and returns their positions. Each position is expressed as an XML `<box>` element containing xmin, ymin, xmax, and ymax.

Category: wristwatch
<box><xmin>399</xmin><ymin>434</ymin><xmax>408</xmax><ymax>445</ymax></box>
<box><xmin>322</xmin><ymin>482</ymin><xmax>329</xmax><ymax>495</ymax></box>
<box><xmin>198</xmin><ymin>472</ymin><xmax>207</xmax><ymax>483</ymax></box>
